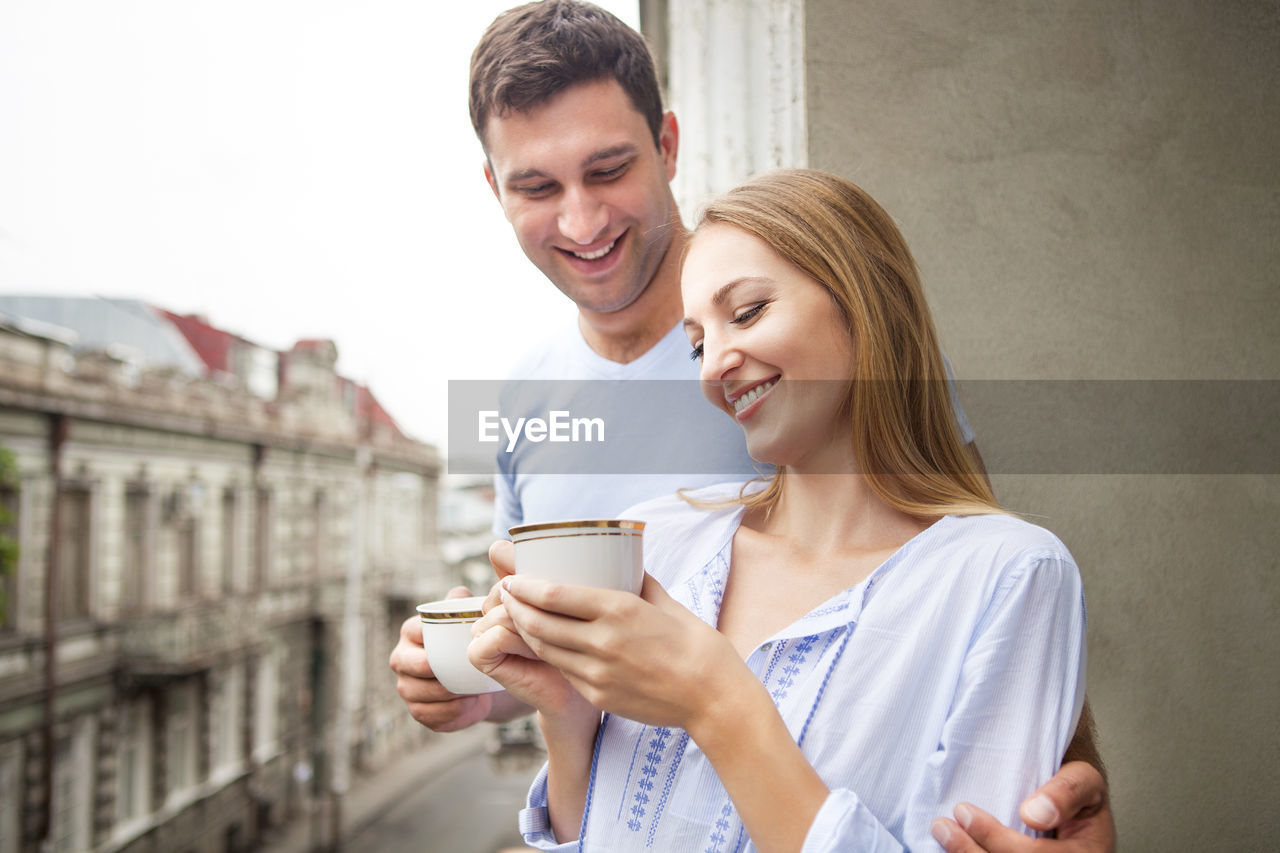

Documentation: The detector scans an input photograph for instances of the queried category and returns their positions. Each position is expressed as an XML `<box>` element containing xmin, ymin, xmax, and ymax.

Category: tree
<box><xmin>0</xmin><ymin>444</ymin><xmax>19</xmax><ymax>628</ymax></box>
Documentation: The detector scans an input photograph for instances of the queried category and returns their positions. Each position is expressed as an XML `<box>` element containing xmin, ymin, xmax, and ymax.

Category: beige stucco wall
<box><xmin>804</xmin><ymin>0</ymin><xmax>1278</xmax><ymax>847</ymax></box>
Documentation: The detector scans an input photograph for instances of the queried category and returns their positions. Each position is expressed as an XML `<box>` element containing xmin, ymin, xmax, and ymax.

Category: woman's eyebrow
<box><xmin>684</xmin><ymin>277</ymin><xmax>775</xmax><ymax>328</ymax></box>
<box><xmin>682</xmin><ymin>281</ymin><xmax>742</xmax><ymax>330</ymax></box>
<box><xmin>712</xmin><ymin>277</ymin><xmax>771</xmax><ymax>306</ymax></box>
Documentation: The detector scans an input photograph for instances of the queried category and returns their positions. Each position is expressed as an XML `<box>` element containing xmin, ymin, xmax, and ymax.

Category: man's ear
<box><xmin>659</xmin><ymin>111</ymin><xmax>679</xmax><ymax>182</ymax></box>
<box><xmin>483</xmin><ymin>159</ymin><xmax>502</xmax><ymax>202</ymax></box>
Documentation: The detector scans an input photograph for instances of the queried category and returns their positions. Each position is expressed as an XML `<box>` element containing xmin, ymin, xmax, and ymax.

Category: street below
<box><xmin>344</xmin><ymin>740</ymin><xmax>544</xmax><ymax>853</ymax></box>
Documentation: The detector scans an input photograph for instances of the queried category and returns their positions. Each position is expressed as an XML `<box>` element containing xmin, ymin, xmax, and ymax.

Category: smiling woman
<box><xmin>681</xmin><ymin>222</ymin><xmax>854</xmax><ymax>471</ymax></box>
<box><xmin>685</xmin><ymin>169</ymin><xmax>997</xmax><ymax>517</ymax></box>
<box><xmin>470</xmin><ymin>169</ymin><xmax>1089</xmax><ymax>852</ymax></box>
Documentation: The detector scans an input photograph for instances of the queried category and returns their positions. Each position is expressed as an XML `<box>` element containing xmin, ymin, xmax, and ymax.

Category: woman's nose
<box><xmin>698</xmin><ymin>335</ymin><xmax>744</xmax><ymax>386</ymax></box>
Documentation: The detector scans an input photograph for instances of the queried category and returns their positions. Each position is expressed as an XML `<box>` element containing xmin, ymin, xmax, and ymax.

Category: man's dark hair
<box><xmin>469</xmin><ymin>0</ymin><xmax>664</xmax><ymax>151</ymax></box>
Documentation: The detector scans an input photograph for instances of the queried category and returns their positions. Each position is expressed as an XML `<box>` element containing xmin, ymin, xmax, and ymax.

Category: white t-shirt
<box><xmin>492</xmin><ymin>318</ymin><xmax>760</xmax><ymax>536</ymax></box>
<box><xmin>491</xmin><ymin>318</ymin><xmax>976</xmax><ymax>538</ymax></box>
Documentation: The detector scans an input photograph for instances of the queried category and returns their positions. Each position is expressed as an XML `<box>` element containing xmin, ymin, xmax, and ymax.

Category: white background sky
<box><xmin>0</xmin><ymin>0</ymin><xmax>639</xmax><ymax>452</ymax></box>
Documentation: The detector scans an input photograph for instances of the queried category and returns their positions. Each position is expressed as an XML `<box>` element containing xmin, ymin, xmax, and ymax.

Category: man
<box><xmin>390</xmin><ymin>2</ymin><xmax>1113</xmax><ymax>849</ymax></box>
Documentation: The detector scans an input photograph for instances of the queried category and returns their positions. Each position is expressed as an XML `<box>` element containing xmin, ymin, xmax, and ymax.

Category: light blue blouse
<box><xmin>519</xmin><ymin>484</ymin><xmax>1086</xmax><ymax>852</ymax></box>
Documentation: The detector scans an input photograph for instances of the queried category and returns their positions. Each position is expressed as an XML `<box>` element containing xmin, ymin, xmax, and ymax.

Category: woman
<box><xmin>471</xmin><ymin>169</ymin><xmax>1086</xmax><ymax>852</ymax></box>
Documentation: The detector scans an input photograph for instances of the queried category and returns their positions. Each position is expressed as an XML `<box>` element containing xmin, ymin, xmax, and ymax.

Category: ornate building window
<box><xmin>51</xmin><ymin>716</ymin><xmax>95</xmax><ymax>852</ymax></box>
<box><xmin>0</xmin><ymin>739</ymin><xmax>22</xmax><ymax>853</ymax></box>
<box><xmin>115</xmin><ymin>698</ymin><xmax>153</xmax><ymax>833</ymax></box>
<box><xmin>253</xmin><ymin>487</ymin><xmax>273</xmax><ymax>590</ymax></box>
<box><xmin>165</xmin><ymin>682</ymin><xmax>199</xmax><ymax>806</ymax></box>
<box><xmin>121</xmin><ymin>485</ymin><xmax>150</xmax><ymax>614</ymax></box>
<box><xmin>252</xmin><ymin>646</ymin><xmax>280</xmax><ymax>762</ymax></box>
<box><xmin>57</xmin><ymin>484</ymin><xmax>92</xmax><ymax>622</ymax></box>
<box><xmin>221</xmin><ymin>487</ymin><xmax>238</xmax><ymax>595</ymax></box>
<box><xmin>211</xmin><ymin>663</ymin><xmax>245</xmax><ymax>780</ymax></box>
<box><xmin>312</xmin><ymin>489</ymin><xmax>327</xmax><ymax>578</ymax></box>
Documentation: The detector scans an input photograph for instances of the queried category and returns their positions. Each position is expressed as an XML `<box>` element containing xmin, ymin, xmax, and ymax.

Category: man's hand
<box><xmin>929</xmin><ymin>761</ymin><xmax>1115</xmax><ymax>852</ymax></box>
<box><xmin>389</xmin><ymin>585</ymin><xmax>496</xmax><ymax>732</ymax></box>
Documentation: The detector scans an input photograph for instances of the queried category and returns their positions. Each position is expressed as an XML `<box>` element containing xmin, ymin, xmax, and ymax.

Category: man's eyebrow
<box><xmin>583</xmin><ymin>144</ymin><xmax>638</xmax><ymax>167</ymax></box>
<box><xmin>503</xmin><ymin>144</ymin><xmax>637</xmax><ymax>186</ymax></box>
<box><xmin>505</xmin><ymin>168</ymin><xmax>549</xmax><ymax>184</ymax></box>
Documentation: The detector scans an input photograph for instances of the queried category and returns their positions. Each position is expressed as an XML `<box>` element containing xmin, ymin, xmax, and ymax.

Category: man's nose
<box><xmin>557</xmin><ymin>186</ymin><xmax>609</xmax><ymax>245</ymax></box>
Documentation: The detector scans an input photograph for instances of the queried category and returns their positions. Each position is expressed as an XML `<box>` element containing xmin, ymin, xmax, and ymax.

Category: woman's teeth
<box><xmin>733</xmin><ymin>380</ymin><xmax>775</xmax><ymax>414</ymax></box>
<box><xmin>573</xmin><ymin>239</ymin><xmax>616</xmax><ymax>261</ymax></box>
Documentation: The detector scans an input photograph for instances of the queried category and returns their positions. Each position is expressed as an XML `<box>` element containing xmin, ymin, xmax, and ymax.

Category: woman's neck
<box><xmin>748</xmin><ymin>472</ymin><xmax>929</xmax><ymax>559</ymax></box>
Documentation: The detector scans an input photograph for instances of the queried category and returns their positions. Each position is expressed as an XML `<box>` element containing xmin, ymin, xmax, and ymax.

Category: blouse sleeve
<box><xmin>519</xmin><ymin>762</ymin><xmax>580</xmax><ymax>852</ymax></box>
<box><xmin>801</xmin><ymin>551</ymin><xmax>1087</xmax><ymax>852</ymax></box>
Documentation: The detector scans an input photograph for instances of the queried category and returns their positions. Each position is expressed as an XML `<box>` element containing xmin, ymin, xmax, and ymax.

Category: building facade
<box><xmin>0</xmin><ymin>307</ymin><xmax>448</xmax><ymax>852</ymax></box>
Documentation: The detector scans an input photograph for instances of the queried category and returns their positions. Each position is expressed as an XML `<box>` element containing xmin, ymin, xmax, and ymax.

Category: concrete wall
<box><xmin>803</xmin><ymin>0</ymin><xmax>1278</xmax><ymax>848</ymax></box>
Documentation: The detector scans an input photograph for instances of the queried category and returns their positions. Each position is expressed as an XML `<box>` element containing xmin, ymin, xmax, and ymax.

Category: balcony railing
<box><xmin>121</xmin><ymin>599</ymin><xmax>261</xmax><ymax>676</ymax></box>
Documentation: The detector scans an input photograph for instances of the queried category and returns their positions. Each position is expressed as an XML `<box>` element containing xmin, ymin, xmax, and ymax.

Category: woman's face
<box><xmin>682</xmin><ymin>223</ymin><xmax>856</xmax><ymax>471</ymax></box>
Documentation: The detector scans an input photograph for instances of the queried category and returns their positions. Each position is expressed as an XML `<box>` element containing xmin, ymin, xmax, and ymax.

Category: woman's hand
<box><xmin>498</xmin><ymin>571</ymin><xmax>749</xmax><ymax>736</ymax></box>
<box><xmin>469</xmin><ymin>587</ymin><xmax>593</xmax><ymax>726</ymax></box>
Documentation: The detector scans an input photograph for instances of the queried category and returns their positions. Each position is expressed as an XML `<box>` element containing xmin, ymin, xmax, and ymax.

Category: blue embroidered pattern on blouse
<box><xmin>626</xmin><ymin>726</ymin><xmax>673</xmax><ymax>832</ymax></box>
<box><xmin>646</xmin><ymin>732</ymin><xmax>690</xmax><ymax>847</ymax></box>
<box><xmin>706</xmin><ymin>552</ymin><xmax>728</xmax><ymax>612</ymax></box>
<box><xmin>704</xmin><ymin>800</ymin><xmax>737</xmax><ymax>853</ymax></box>
<box><xmin>684</xmin><ymin>549</ymin><xmax>729</xmax><ymax>624</ymax></box>
<box><xmin>759</xmin><ymin>640</ymin><xmax>787</xmax><ymax>685</ymax></box>
<box><xmin>770</xmin><ymin>634</ymin><xmax>818</xmax><ymax>703</ymax></box>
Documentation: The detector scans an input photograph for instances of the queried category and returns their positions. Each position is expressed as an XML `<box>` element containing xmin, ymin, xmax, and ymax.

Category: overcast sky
<box><xmin>0</xmin><ymin>0</ymin><xmax>640</xmax><ymax>452</ymax></box>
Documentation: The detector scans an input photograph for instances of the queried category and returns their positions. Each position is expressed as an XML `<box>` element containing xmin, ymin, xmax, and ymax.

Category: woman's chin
<box><xmin>743</xmin><ymin>438</ymin><xmax>792</xmax><ymax>469</ymax></box>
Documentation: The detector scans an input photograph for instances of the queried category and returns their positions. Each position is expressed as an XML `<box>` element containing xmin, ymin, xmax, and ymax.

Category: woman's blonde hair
<box><xmin>690</xmin><ymin>169</ymin><xmax>999</xmax><ymax>518</ymax></box>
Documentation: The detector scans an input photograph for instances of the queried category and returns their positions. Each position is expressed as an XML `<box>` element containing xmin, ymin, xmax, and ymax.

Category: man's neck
<box><xmin>577</xmin><ymin>226</ymin><xmax>687</xmax><ymax>364</ymax></box>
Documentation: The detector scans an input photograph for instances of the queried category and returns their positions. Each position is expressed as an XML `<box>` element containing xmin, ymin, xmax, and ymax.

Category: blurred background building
<box><xmin>0</xmin><ymin>296</ymin><xmax>450</xmax><ymax>851</ymax></box>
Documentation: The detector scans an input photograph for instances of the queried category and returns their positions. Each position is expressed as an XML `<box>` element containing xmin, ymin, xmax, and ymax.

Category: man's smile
<box><xmin>570</xmin><ymin>237</ymin><xmax>618</xmax><ymax>260</ymax></box>
<box><xmin>557</xmin><ymin>230</ymin><xmax>627</xmax><ymax>271</ymax></box>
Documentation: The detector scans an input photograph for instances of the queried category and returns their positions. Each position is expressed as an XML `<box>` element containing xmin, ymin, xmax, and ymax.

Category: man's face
<box><xmin>483</xmin><ymin>78</ymin><xmax>679</xmax><ymax>317</ymax></box>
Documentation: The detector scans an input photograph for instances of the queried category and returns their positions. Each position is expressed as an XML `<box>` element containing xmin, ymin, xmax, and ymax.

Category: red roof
<box><xmin>346</xmin><ymin>377</ymin><xmax>403</xmax><ymax>439</ymax></box>
<box><xmin>156</xmin><ymin>305</ymin><xmax>406</xmax><ymax>440</ymax></box>
<box><xmin>155</xmin><ymin>309</ymin><xmax>238</xmax><ymax>374</ymax></box>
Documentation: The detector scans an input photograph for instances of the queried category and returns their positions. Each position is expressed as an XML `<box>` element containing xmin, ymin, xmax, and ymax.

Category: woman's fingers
<box><xmin>468</xmin><ymin>623</ymin><xmax>586</xmax><ymax>718</ymax></box>
<box><xmin>474</xmin><ymin>597</ymin><xmax>516</xmax><ymax>634</ymax></box>
<box><xmin>500</xmin><ymin>578</ymin><xmax>631</xmax><ymax>657</ymax></box>
<box><xmin>469</xmin><ymin>623</ymin><xmax>537</xmax><ymax>672</ymax></box>
<box><xmin>481</xmin><ymin>579</ymin><xmax>504</xmax><ymax>616</ymax></box>
<box><xmin>502</xmin><ymin>575</ymin><xmax>630</xmax><ymax>620</ymax></box>
<box><xmin>488</xmin><ymin>539</ymin><xmax>516</xmax><ymax>578</ymax></box>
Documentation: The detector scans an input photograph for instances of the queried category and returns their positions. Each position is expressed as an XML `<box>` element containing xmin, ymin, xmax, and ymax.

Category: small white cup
<box><xmin>508</xmin><ymin>519</ymin><xmax>645</xmax><ymax>593</ymax></box>
<box><xmin>416</xmin><ymin>596</ymin><xmax>503</xmax><ymax>695</ymax></box>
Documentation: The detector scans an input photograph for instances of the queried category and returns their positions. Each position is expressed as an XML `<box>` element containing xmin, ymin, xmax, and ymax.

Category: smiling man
<box><xmin>467</xmin><ymin>0</ymin><xmax>763</xmax><ymax>532</ymax></box>
<box><xmin>389</xmin><ymin>2</ymin><xmax>1114</xmax><ymax>850</ymax></box>
<box><xmin>481</xmin><ymin>77</ymin><xmax>682</xmax><ymax>350</ymax></box>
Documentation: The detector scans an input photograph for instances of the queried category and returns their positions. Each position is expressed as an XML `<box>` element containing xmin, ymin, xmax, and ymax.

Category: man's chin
<box><xmin>554</xmin><ymin>281</ymin><xmax>648</xmax><ymax>316</ymax></box>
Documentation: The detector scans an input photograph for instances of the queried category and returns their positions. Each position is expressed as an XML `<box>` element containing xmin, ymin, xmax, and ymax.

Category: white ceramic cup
<box><xmin>416</xmin><ymin>596</ymin><xmax>503</xmax><ymax>695</ymax></box>
<box><xmin>508</xmin><ymin>519</ymin><xmax>645</xmax><ymax>593</ymax></box>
